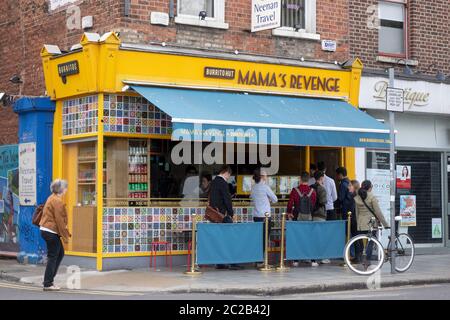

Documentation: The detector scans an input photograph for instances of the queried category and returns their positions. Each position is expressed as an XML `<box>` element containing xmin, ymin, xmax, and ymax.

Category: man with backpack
<box><xmin>287</xmin><ymin>172</ymin><xmax>317</xmax><ymax>222</ymax></box>
<box><xmin>311</xmin><ymin>171</ymin><xmax>327</xmax><ymax>221</ymax></box>
<box><xmin>287</xmin><ymin>172</ymin><xmax>317</xmax><ymax>267</ymax></box>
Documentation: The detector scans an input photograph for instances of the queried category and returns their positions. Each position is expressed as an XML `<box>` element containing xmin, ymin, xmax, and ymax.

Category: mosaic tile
<box><xmin>62</xmin><ymin>95</ymin><xmax>98</xmax><ymax>136</ymax></box>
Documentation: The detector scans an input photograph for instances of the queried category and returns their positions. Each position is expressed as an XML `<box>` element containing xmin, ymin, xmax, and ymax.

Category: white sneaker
<box><xmin>321</xmin><ymin>259</ymin><xmax>331</xmax><ymax>264</ymax></box>
<box><xmin>311</xmin><ymin>262</ymin><xmax>319</xmax><ymax>267</ymax></box>
<box><xmin>43</xmin><ymin>285</ymin><xmax>61</xmax><ymax>291</ymax></box>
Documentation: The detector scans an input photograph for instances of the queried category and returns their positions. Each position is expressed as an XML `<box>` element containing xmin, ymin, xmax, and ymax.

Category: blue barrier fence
<box><xmin>286</xmin><ymin>221</ymin><xmax>346</xmax><ymax>260</ymax></box>
<box><xmin>197</xmin><ymin>222</ymin><xmax>264</xmax><ymax>265</ymax></box>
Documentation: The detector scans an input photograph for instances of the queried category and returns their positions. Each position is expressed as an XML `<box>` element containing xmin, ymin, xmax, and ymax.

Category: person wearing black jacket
<box><xmin>209</xmin><ymin>165</ymin><xmax>234</xmax><ymax>222</ymax></box>
<box><xmin>208</xmin><ymin>165</ymin><xmax>243</xmax><ymax>270</ymax></box>
<box><xmin>336</xmin><ymin>167</ymin><xmax>353</xmax><ymax>221</ymax></box>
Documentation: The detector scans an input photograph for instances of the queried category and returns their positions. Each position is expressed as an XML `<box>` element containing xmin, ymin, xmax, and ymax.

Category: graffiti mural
<box><xmin>0</xmin><ymin>145</ymin><xmax>20</xmax><ymax>253</ymax></box>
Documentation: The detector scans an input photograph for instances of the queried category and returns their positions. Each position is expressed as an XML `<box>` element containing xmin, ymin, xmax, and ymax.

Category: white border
<box><xmin>172</xmin><ymin>117</ymin><xmax>390</xmax><ymax>133</ymax></box>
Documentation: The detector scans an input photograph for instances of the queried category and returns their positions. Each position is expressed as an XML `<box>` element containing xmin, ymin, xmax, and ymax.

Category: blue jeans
<box><xmin>355</xmin><ymin>230</ymin><xmax>377</xmax><ymax>261</ymax></box>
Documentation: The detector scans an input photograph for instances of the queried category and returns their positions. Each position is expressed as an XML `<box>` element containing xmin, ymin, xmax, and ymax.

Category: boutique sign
<box><xmin>251</xmin><ymin>0</ymin><xmax>281</xmax><ymax>32</ymax></box>
<box><xmin>360</xmin><ymin>76</ymin><xmax>450</xmax><ymax>115</ymax></box>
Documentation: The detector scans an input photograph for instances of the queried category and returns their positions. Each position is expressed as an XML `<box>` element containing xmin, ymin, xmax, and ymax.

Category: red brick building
<box><xmin>349</xmin><ymin>0</ymin><xmax>450</xmax><ymax>76</ymax></box>
<box><xmin>1</xmin><ymin>0</ymin><xmax>352</xmax><ymax>144</ymax></box>
<box><xmin>349</xmin><ymin>0</ymin><xmax>450</xmax><ymax>246</ymax></box>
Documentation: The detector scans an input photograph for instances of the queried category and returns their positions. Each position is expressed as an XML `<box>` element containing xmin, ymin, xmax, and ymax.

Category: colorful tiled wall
<box><xmin>103</xmin><ymin>95</ymin><xmax>172</xmax><ymax>135</ymax></box>
<box><xmin>62</xmin><ymin>95</ymin><xmax>99</xmax><ymax>136</ymax></box>
<box><xmin>102</xmin><ymin>207</ymin><xmax>283</xmax><ymax>253</ymax></box>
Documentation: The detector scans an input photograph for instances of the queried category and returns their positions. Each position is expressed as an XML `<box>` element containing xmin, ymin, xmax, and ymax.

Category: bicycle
<box><xmin>344</xmin><ymin>216</ymin><xmax>415</xmax><ymax>275</ymax></box>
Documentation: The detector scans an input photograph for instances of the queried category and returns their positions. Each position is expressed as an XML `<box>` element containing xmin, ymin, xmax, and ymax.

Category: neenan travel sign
<box><xmin>251</xmin><ymin>0</ymin><xmax>281</xmax><ymax>32</ymax></box>
<box><xmin>19</xmin><ymin>143</ymin><xmax>37</xmax><ymax>206</ymax></box>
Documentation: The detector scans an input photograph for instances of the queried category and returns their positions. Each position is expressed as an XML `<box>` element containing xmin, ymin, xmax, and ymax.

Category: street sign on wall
<box><xmin>386</xmin><ymin>87</ymin><xmax>405</xmax><ymax>112</ymax></box>
<box><xmin>19</xmin><ymin>143</ymin><xmax>37</xmax><ymax>206</ymax></box>
<box><xmin>251</xmin><ymin>0</ymin><xmax>281</xmax><ymax>32</ymax></box>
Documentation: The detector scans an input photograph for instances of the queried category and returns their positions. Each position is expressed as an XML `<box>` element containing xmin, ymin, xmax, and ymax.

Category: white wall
<box><xmin>366</xmin><ymin>110</ymin><xmax>450</xmax><ymax>149</ymax></box>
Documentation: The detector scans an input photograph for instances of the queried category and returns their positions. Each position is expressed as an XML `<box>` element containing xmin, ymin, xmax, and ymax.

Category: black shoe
<box><xmin>216</xmin><ymin>264</ymin><xmax>229</xmax><ymax>270</ymax></box>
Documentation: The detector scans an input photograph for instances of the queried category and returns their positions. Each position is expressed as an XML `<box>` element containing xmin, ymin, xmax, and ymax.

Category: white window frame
<box><xmin>272</xmin><ymin>0</ymin><xmax>320</xmax><ymax>40</ymax></box>
<box><xmin>175</xmin><ymin>0</ymin><xmax>229</xmax><ymax>30</ymax></box>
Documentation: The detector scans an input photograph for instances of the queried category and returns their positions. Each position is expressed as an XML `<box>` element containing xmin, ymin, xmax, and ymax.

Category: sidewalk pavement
<box><xmin>1</xmin><ymin>254</ymin><xmax>450</xmax><ymax>296</ymax></box>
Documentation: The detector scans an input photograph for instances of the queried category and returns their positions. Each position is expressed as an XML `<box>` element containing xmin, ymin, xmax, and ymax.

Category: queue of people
<box><xmin>36</xmin><ymin>164</ymin><xmax>389</xmax><ymax>283</ymax></box>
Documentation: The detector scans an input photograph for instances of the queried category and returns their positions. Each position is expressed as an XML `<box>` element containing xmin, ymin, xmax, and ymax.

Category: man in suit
<box><xmin>209</xmin><ymin>165</ymin><xmax>234</xmax><ymax>222</ymax></box>
<box><xmin>208</xmin><ymin>165</ymin><xmax>243</xmax><ymax>270</ymax></box>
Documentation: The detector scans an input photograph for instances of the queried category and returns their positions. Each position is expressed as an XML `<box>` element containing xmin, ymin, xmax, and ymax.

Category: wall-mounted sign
<box><xmin>251</xmin><ymin>0</ymin><xmax>281</xmax><ymax>32</ymax></box>
<box><xmin>204</xmin><ymin>67</ymin><xmax>236</xmax><ymax>80</ymax></box>
<box><xmin>400</xmin><ymin>195</ymin><xmax>416</xmax><ymax>227</ymax></box>
<box><xmin>386</xmin><ymin>87</ymin><xmax>404</xmax><ymax>112</ymax></box>
<box><xmin>58</xmin><ymin>60</ymin><xmax>79</xmax><ymax>84</ymax></box>
<box><xmin>396</xmin><ymin>165</ymin><xmax>411</xmax><ymax>190</ymax></box>
<box><xmin>150</xmin><ymin>12</ymin><xmax>170</xmax><ymax>26</ymax></box>
<box><xmin>360</xmin><ymin>77</ymin><xmax>450</xmax><ymax>115</ymax></box>
<box><xmin>19</xmin><ymin>143</ymin><xmax>37</xmax><ymax>206</ymax></box>
<box><xmin>202</xmin><ymin>66</ymin><xmax>342</xmax><ymax>93</ymax></box>
<box><xmin>321</xmin><ymin>40</ymin><xmax>337</xmax><ymax>52</ymax></box>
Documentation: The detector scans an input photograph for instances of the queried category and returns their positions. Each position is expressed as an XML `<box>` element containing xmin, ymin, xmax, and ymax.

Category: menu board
<box><xmin>238</xmin><ymin>175</ymin><xmax>301</xmax><ymax>195</ymax></box>
<box><xmin>242</xmin><ymin>176</ymin><xmax>254</xmax><ymax>193</ymax></box>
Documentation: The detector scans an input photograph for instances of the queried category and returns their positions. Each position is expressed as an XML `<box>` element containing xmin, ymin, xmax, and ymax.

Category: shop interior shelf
<box><xmin>78</xmin><ymin>160</ymin><xmax>97</xmax><ymax>164</ymax></box>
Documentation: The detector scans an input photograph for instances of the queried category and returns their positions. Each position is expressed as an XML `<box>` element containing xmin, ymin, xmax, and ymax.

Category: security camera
<box><xmin>9</xmin><ymin>75</ymin><xmax>23</xmax><ymax>84</ymax></box>
<box><xmin>199</xmin><ymin>11</ymin><xmax>207</xmax><ymax>20</ymax></box>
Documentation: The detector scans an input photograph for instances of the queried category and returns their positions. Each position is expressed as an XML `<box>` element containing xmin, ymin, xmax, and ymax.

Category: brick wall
<box><xmin>1</xmin><ymin>0</ymin><xmax>351</xmax><ymax>97</ymax></box>
<box><xmin>349</xmin><ymin>0</ymin><xmax>450</xmax><ymax>76</ymax></box>
<box><xmin>0</xmin><ymin>0</ymin><xmax>353</xmax><ymax>143</ymax></box>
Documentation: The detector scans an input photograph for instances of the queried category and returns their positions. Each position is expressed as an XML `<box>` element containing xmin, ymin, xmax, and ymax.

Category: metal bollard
<box><xmin>185</xmin><ymin>213</ymin><xmax>202</xmax><ymax>275</ymax></box>
<box><xmin>343</xmin><ymin>211</ymin><xmax>352</xmax><ymax>268</ymax></box>
<box><xmin>276</xmin><ymin>212</ymin><xmax>289</xmax><ymax>272</ymax></box>
<box><xmin>259</xmin><ymin>212</ymin><xmax>273</xmax><ymax>272</ymax></box>
<box><xmin>347</xmin><ymin>211</ymin><xmax>352</xmax><ymax>243</ymax></box>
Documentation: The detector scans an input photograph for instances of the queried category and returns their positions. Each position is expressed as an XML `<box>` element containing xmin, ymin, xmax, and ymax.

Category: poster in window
<box><xmin>396</xmin><ymin>165</ymin><xmax>411</xmax><ymax>189</ymax></box>
<box><xmin>242</xmin><ymin>176</ymin><xmax>254</xmax><ymax>193</ymax></box>
<box><xmin>399</xmin><ymin>195</ymin><xmax>416</xmax><ymax>227</ymax></box>
<box><xmin>432</xmin><ymin>218</ymin><xmax>442</xmax><ymax>239</ymax></box>
<box><xmin>268</xmin><ymin>176</ymin><xmax>278</xmax><ymax>194</ymax></box>
<box><xmin>366</xmin><ymin>151</ymin><xmax>391</xmax><ymax>246</ymax></box>
<box><xmin>279</xmin><ymin>176</ymin><xmax>289</xmax><ymax>194</ymax></box>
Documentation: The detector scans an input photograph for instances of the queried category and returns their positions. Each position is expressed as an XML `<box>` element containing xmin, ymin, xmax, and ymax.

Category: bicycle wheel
<box><xmin>392</xmin><ymin>233</ymin><xmax>415</xmax><ymax>273</ymax></box>
<box><xmin>344</xmin><ymin>235</ymin><xmax>385</xmax><ymax>276</ymax></box>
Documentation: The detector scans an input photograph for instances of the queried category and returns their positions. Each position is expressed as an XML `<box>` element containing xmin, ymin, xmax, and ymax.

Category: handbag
<box><xmin>32</xmin><ymin>203</ymin><xmax>45</xmax><ymax>227</ymax></box>
<box><xmin>204</xmin><ymin>194</ymin><xmax>225</xmax><ymax>223</ymax></box>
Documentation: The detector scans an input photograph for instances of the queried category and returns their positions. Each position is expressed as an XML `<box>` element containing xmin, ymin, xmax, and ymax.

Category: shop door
<box><xmin>311</xmin><ymin>148</ymin><xmax>340</xmax><ymax>179</ymax></box>
<box><xmin>446</xmin><ymin>154</ymin><xmax>450</xmax><ymax>246</ymax></box>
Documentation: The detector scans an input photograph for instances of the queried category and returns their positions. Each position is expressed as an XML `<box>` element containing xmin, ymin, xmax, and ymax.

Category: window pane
<box><xmin>379</xmin><ymin>26</ymin><xmax>404</xmax><ymax>54</ymax></box>
<box><xmin>281</xmin><ymin>0</ymin><xmax>305</xmax><ymax>29</ymax></box>
<box><xmin>379</xmin><ymin>1</ymin><xmax>404</xmax><ymax>22</ymax></box>
<box><xmin>378</xmin><ymin>1</ymin><xmax>405</xmax><ymax>54</ymax></box>
<box><xmin>179</xmin><ymin>0</ymin><xmax>214</xmax><ymax>18</ymax></box>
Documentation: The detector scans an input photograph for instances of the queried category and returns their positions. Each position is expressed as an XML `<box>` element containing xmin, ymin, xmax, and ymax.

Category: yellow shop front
<box><xmin>41</xmin><ymin>32</ymin><xmax>389</xmax><ymax>271</ymax></box>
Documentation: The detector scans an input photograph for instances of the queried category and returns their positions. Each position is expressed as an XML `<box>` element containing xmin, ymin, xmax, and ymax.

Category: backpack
<box><xmin>293</xmin><ymin>188</ymin><xmax>313</xmax><ymax>215</ymax></box>
<box><xmin>32</xmin><ymin>204</ymin><xmax>45</xmax><ymax>227</ymax></box>
<box><xmin>310</xmin><ymin>184</ymin><xmax>323</xmax><ymax>213</ymax></box>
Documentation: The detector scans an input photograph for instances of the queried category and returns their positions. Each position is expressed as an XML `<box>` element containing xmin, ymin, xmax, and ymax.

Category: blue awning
<box><xmin>131</xmin><ymin>86</ymin><xmax>390</xmax><ymax>148</ymax></box>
